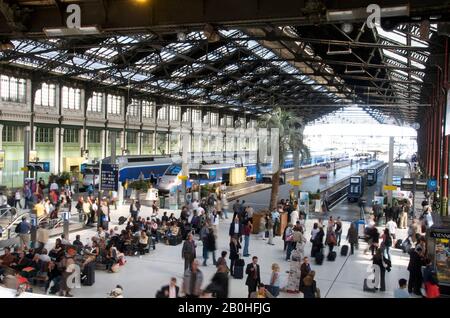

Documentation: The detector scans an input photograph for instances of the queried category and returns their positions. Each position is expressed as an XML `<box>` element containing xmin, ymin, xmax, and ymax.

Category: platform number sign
<box><xmin>101</xmin><ymin>164</ymin><xmax>119</xmax><ymax>191</ymax></box>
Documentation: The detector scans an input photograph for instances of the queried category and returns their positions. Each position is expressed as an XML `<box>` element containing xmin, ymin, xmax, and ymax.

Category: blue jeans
<box><xmin>222</xmin><ymin>208</ymin><xmax>228</xmax><ymax>219</ymax></box>
<box><xmin>203</xmin><ymin>247</ymin><xmax>216</xmax><ymax>265</ymax></box>
<box><xmin>286</xmin><ymin>241</ymin><xmax>295</xmax><ymax>260</ymax></box>
<box><xmin>243</xmin><ymin>235</ymin><xmax>250</xmax><ymax>256</ymax></box>
<box><xmin>267</xmin><ymin>285</ymin><xmax>280</xmax><ymax>297</ymax></box>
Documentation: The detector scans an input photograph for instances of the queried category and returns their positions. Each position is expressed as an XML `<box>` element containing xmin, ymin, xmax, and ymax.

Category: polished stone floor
<box><xmin>1</xmin><ymin>201</ymin><xmax>418</xmax><ymax>299</ymax></box>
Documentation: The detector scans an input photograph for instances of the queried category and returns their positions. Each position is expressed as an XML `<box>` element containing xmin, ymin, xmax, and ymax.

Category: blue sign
<box><xmin>101</xmin><ymin>164</ymin><xmax>119</xmax><ymax>191</ymax></box>
<box><xmin>41</xmin><ymin>162</ymin><xmax>50</xmax><ymax>172</ymax></box>
<box><xmin>427</xmin><ymin>179</ymin><xmax>438</xmax><ymax>192</ymax></box>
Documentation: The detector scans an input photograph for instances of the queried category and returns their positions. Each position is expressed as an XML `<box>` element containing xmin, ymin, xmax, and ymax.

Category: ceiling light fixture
<box><xmin>327</xmin><ymin>44</ymin><xmax>352</xmax><ymax>55</ymax></box>
<box><xmin>177</xmin><ymin>32</ymin><xmax>186</xmax><ymax>41</ymax></box>
<box><xmin>341</xmin><ymin>23</ymin><xmax>354</xmax><ymax>34</ymax></box>
<box><xmin>344</xmin><ymin>66</ymin><xmax>366</xmax><ymax>74</ymax></box>
<box><xmin>43</xmin><ymin>26</ymin><xmax>101</xmax><ymax>37</ymax></box>
<box><xmin>327</xmin><ymin>5</ymin><xmax>409</xmax><ymax>22</ymax></box>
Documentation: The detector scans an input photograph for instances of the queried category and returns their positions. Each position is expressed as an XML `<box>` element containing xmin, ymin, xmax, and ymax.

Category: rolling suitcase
<box><xmin>315</xmin><ymin>251</ymin><xmax>324</xmax><ymax>265</ymax></box>
<box><xmin>394</xmin><ymin>239</ymin><xmax>403</xmax><ymax>249</ymax></box>
<box><xmin>327</xmin><ymin>251</ymin><xmax>337</xmax><ymax>261</ymax></box>
<box><xmin>233</xmin><ymin>259</ymin><xmax>245</xmax><ymax>279</ymax></box>
<box><xmin>82</xmin><ymin>262</ymin><xmax>95</xmax><ymax>286</ymax></box>
<box><xmin>401</xmin><ymin>238</ymin><xmax>412</xmax><ymax>253</ymax></box>
<box><xmin>363</xmin><ymin>278</ymin><xmax>376</xmax><ymax>292</ymax></box>
<box><xmin>340</xmin><ymin>245</ymin><xmax>349</xmax><ymax>256</ymax></box>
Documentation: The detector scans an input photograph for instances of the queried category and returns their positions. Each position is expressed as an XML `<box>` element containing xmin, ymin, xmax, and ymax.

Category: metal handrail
<box><xmin>0</xmin><ymin>206</ymin><xmax>17</xmax><ymax>220</ymax></box>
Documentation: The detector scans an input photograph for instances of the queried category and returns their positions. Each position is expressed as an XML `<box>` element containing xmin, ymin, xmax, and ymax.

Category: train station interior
<box><xmin>0</xmin><ymin>0</ymin><xmax>449</xmax><ymax>300</ymax></box>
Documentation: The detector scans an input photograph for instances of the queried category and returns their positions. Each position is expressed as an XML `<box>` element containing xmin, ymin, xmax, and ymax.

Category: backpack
<box><xmin>15</xmin><ymin>223</ymin><xmax>21</xmax><ymax>233</ymax></box>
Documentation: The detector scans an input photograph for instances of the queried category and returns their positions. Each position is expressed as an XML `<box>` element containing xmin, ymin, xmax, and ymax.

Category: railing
<box><xmin>1</xmin><ymin>212</ymin><xmax>30</xmax><ymax>240</ymax></box>
<box><xmin>327</xmin><ymin>184</ymin><xmax>350</xmax><ymax>210</ymax></box>
<box><xmin>0</xmin><ymin>206</ymin><xmax>17</xmax><ymax>221</ymax></box>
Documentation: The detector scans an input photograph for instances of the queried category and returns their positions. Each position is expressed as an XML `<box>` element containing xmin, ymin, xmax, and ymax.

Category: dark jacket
<box><xmin>347</xmin><ymin>226</ymin><xmax>358</xmax><ymax>244</ymax></box>
<box><xmin>229</xmin><ymin>241</ymin><xmax>241</xmax><ymax>260</ymax></box>
<box><xmin>313</xmin><ymin>229</ymin><xmax>324</xmax><ymax>248</ymax></box>
<box><xmin>245</xmin><ymin>263</ymin><xmax>261</xmax><ymax>286</ymax></box>
<box><xmin>182</xmin><ymin>240</ymin><xmax>196</xmax><ymax>259</ymax></box>
<box><xmin>300</xmin><ymin>263</ymin><xmax>311</xmax><ymax>281</ymax></box>
<box><xmin>229</xmin><ymin>222</ymin><xmax>243</xmax><ymax>237</ymax></box>
<box><xmin>160</xmin><ymin>285</ymin><xmax>180</xmax><ymax>298</ymax></box>
<box><xmin>302</xmin><ymin>280</ymin><xmax>317</xmax><ymax>298</ymax></box>
<box><xmin>206</xmin><ymin>231</ymin><xmax>216</xmax><ymax>252</ymax></box>
<box><xmin>210</xmin><ymin>272</ymin><xmax>229</xmax><ymax>298</ymax></box>
<box><xmin>129</xmin><ymin>202</ymin><xmax>140</xmax><ymax>213</ymax></box>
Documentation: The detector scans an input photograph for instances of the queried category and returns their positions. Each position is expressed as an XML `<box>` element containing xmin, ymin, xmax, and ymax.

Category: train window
<box><xmin>127</xmin><ymin>157</ymin><xmax>155</xmax><ymax>163</ymax></box>
<box><xmin>198</xmin><ymin>173</ymin><xmax>209</xmax><ymax>179</ymax></box>
<box><xmin>166</xmin><ymin>165</ymin><xmax>182</xmax><ymax>175</ymax></box>
<box><xmin>350</xmin><ymin>177</ymin><xmax>360</xmax><ymax>183</ymax></box>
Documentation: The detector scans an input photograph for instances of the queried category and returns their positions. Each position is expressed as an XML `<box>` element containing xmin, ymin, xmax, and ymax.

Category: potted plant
<box><xmin>129</xmin><ymin>179</ymin><xmax>149</xmax><ymax>200</ymax></box>
<box><xmin>58</xmin><ymin>172</ymin><xmax>71</xmax><ymax>187</ymax></box>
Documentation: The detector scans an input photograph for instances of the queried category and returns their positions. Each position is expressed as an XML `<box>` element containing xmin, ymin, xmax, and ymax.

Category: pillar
<box><xmin>32</xmin><ymin>126</ymin><xmax>37</xmax><ymax>152</ymax></box>
<box><xmin>137</xmin><ymin>131</ymin><xmax>143</xmax><ymax>155</ymax></box>
<box><xmin>120</xmin><ymin>130</ymin><xmax>126</xmax><ymax>154</ymax></box>
<box><xmin>152</xmin><ymin>130</ymin><xmax>157</xmax><ymax>154</ymax></box>
<box><xmin>80</xmin><ymin>127</ymin><xmax>88</xmax><ymax>157</ymax></box>
<box><xmin>101</xmin><ymin>129</ymin><xmax>107</xmax><ymax>159</ymax></box>
<box><xmin>23</xmin><ymin>126</ymin><xmax>31</xmax><ymax>181</ymax></box>
<box><xmin>387</xmin><ymin>136</ymin><xmax>394</xmax><ymax>205</ymax></box>
<box><xmin>54</xmin><ymin>127</ymin><xmax>64</xmax><ymax>175</ymax></box>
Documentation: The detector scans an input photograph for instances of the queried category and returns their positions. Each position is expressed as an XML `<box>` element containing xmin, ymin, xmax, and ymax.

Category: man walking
<box><xmin>17</xmin><ymin>216</ymin><xmax>31</xmax><ymax>250</ymax></box>
<box><xmin>245</xmin><ymin>256</ymin><xmax>261</xmax><ymax>298</ymax></box>
<box><xmin>182</xmin><ymin>233</ymin><xmax>197</xmax><ymax>271</ymax></box>
<box><xmin>229</xmin><ymin>216</ymin><xmax>243</xmax><ymax>241</ymax></box>
<box><xmin>232</xmin><ymin>200</ymin><xmax>241</xmax><ymax>220</ymax></box>
<box><xmin>182</xmin><ymin>259</ymin><xmax>203</xmax><ymax>298</ymax></box>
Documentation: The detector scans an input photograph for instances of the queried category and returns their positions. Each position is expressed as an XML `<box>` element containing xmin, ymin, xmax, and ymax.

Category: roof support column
<box><xmin>441</xmin><ymin>37</ymin><xmax>449</xmax><ymax>216</ymax></box>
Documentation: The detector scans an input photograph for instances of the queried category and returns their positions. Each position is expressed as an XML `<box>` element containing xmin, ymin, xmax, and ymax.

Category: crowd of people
<box><xmin>0</xmin><ymin>175</ymin><xmax>443</xmax><ymax>298</ymax></box>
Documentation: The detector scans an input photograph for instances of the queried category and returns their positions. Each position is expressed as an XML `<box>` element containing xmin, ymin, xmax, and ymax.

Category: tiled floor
<box><xmin>1</xmin><ymin>201</ymin><xmax>417</xmax><ymax>298</ymax></box>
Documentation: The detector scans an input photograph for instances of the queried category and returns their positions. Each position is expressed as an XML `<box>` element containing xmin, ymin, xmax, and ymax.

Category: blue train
<box><xmin>256</xmin><ymin>151</ymin><xmax>349</xmax><ymax>183</ymax></box>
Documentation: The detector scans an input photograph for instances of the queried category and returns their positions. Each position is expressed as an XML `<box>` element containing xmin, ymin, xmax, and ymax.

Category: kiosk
<box><xmin>426</xmin><ymin>216</ymin><xmax>450</xmax><ymax>295</ymax></box>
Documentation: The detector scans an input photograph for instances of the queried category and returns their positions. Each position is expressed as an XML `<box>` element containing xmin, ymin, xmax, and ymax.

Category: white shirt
<box><xmin>386</xmin><ymin>220</ymin><xmax>397</xmax><ymax>235</ymax></box>
<box><xmin>15</xmin><ymin>191</ymin><xmax>21</xmax><ymax>200</ymax></box>
<box><xmin>211</xmin><ymin>214</ymin><xmax>219</xmax><ymax>226</ymax></box>
<box><xmin>234</xmin><ymin>223</ymin><xmax>239</xmax><ymax>234</ymax></box>
<box><xmin>169</xmin><ymin>285</ymin><xmax>177</xmax><ymax>298</ymax></box>
<box><xmin>61</xmin><ymin>239</ymin><xmax>70</xmax><ymax>245</ymax></box>
<box><xmin>39</xmin><ymin>254</ymin><xmax>51</xmax><ymax>262</ymax></box>
<box><xmin>290</xmin><ymin>210</ymin><xmax>299</xmax><ymax>225</ymax></box>
<box><xmin>50</xmin><ymin>182</ymin><xmax>59</xmax><ymax>191</ymax></box>
<box><xmin>197</xmin><ymin>206</ymin><xmax>205</xmax><ymax>215</ymax></box>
